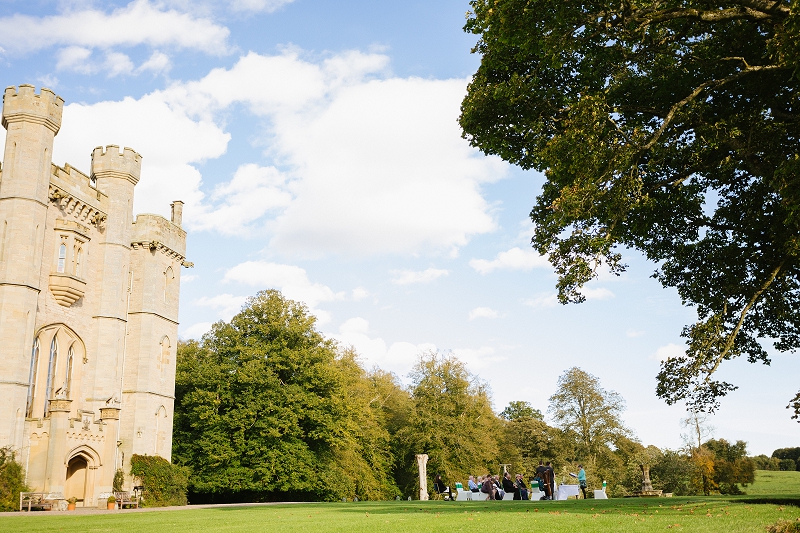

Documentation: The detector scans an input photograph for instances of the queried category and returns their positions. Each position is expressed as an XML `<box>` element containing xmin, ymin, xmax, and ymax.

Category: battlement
<box><xmin>91</xmin><ymin>145</ymin><xmax>141</xmax><ymax>185</ymax></box>
<box><xmin>2</xmin><ymin>84</ymin><xmax>64</xmax><ymax>134</ymax></box>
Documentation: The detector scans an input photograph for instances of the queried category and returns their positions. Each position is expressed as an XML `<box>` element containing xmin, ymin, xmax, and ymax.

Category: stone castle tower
<box><xmin>0</xmin><ymin>85</ymin><xmax>189</xmax><ymax>507</ymax></box>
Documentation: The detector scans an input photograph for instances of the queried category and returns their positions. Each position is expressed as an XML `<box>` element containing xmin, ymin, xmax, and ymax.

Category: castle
<box><xmin>0</xmin><ymin>85</ymin><xmax>188</xmax><ymax>507</ymax></box>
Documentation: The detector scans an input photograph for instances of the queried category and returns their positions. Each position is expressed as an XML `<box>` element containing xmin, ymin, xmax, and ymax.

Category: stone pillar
<box><xmin>0</xmin><ymin>85</ymin><xmax>63</xmax><ymax>450</ymax></box>
<box><xmin>416</xmin><ymin>454</ymin><xmax>429</xmax><ymax>501</ymax></box>
<box><xmin>43</xmin><ymin>399</ymin><xmax>71</xmax><ymax>494</ymax></box>
<box><xmin>97</xmin><ymin>407</ymin><xmax>121</xmax><ymax>500</ymax></box>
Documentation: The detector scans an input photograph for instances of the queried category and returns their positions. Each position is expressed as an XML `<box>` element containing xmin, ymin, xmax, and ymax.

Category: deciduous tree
<box><xmin>460</xmin><ymin>0</ymin><xmax>800</xmax><ymax>417</ymax></box>
<box><xmin>548</xmin><ymin>367</ymin><xmax>629</xmax><ymax>461</ymax></box>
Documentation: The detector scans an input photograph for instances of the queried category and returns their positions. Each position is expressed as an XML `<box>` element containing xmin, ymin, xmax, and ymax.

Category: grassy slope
<box><xmin>1</xmin><ymin>497</ymin><xmax>797</xmax><ymax>533</ymax></box>
<box><xmin>747</xmin><ymin>470</ymin><xmax>800</xmax><ymax>496</ymax></box>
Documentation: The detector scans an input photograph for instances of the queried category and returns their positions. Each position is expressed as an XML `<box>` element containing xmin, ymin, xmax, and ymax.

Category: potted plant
<box><xmin>107</xmin><ymin>495</ymin><xmax>116</xmax><ymax>510</ymax></box>
<box><xmin>67</xmin><ymin>497</ymin><xmax>77</xmax><ymax>511</ymax></box>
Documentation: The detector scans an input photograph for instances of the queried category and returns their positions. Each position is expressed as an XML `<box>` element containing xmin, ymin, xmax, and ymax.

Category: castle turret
<box><xmin>85</xmin><ymin>146</ymin><xmax>140</xmax><ymax>493</ymax></box>
<box><xmin>0</xmin><ymin>85</ymin><xmax>63</xmax><ymax>449</ymax></box>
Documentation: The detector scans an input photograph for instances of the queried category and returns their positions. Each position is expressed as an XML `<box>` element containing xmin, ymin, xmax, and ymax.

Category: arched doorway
<box><xmin>65</xmin><ymin>456</ymin><xmax>87</xmax><ymax>505</ymax></box>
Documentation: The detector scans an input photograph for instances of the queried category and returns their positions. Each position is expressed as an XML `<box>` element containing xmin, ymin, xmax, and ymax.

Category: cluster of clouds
<box><xmin>34</xmin><ymin>48</ymin><xmax>507</xmax><ymax>258</ymax></box>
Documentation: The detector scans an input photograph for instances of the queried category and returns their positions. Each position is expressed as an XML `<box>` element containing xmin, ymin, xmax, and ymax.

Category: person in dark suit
<box><xmin>433</xmin><ymin>474</ymin><xmax>452</xmax><ymax>500</ymax></box>
<box><xmin>502</xmin><ymin>472</ymin><xmax>516</xmax><ymax>499</ymax></box>
<box><xmin>545</xmin><ymin>462</ymin><xmax>555</xmax><ymax>499</ymax></box>
<box><xmin>515</xmin><ymin>473</ymin><xmax>528</xmax><ymax>500</ymax></box>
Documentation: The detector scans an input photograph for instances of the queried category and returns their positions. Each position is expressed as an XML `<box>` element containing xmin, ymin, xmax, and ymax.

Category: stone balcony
<box><xmin>49</xmin><ymin>273</ymin><xmax>86</xmax><ymax>306</ymax></box>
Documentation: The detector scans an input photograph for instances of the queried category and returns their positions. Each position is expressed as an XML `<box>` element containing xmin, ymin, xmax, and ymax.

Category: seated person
<box><xmin>433</xmin><ymin>474</ymin><xmax>453</xmax><ymax>500</ymax></box>
<box><xmin>515</xmin><ymin>473</ymin><xmax>528</xmax><ymax>500</ymax></box>
<box><xmin>492</xmin><ymin>476</ymin><xmax>505</xmax><ymax>500</ymax></box>
<box><xmin>502</xmin><ymin>472</ymin><xmax>517</xmax><ymax>499</ymax></box>
<box><xmin>481</xmin><ymin>475</ymin><xmax>496</xmax><ymax>500</ymax></box>
<box><xmin>468</xmin><ymin>475</ymin><xmax>480</xmax><ymax>492</ymax></box>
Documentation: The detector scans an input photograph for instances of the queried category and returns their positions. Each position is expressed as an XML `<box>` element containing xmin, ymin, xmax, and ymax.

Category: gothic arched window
<box><xmin>25</xmin><ymin>338</ymin><xmax>40</xmax><ymax>418</ymax></box>
<box><xmin>44</xmin><ymin>336</ymin><xmax>58</xmax><ymax>417</ymax></box>
<box><xmin>57</xmin><ymin>243</ymin><xmax>67</xmax><ymax>273</ymax></box>
<box><xmin>65</xmin><ymin>346</ymin><xmax>74</xmax><ymax>399</ymax></box>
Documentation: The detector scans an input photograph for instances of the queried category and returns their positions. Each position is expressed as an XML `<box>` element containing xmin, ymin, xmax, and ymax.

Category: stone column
<box><xmin>43</xmin><ymin>399</ymin><xmax>72</xmax><ymax>494</ymax></box>
<box><xmin>416</xmin><ymin>454</ymin><xmax>429</xmax><ymax>501</ymax></box>
<box><xmin>97</xmin><ymin>407</ymin><xmax>121</xmax><ymax>499</ymax></box>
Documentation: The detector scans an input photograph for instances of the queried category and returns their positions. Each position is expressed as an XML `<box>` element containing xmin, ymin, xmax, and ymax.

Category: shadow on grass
<box><xmin>739</xmin><ymin>497</ymin><xmax>800</xmax><ymax>508</ymax></box>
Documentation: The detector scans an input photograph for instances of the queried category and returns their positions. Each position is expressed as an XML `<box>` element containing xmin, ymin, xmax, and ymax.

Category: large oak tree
<box><xmin>460</xmin><ymin>0</ymin><xmax>800</xmax><ymax>416</ymax></box>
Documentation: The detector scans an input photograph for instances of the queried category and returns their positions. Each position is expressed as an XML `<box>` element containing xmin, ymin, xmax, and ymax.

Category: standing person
<box><xmin>516</xmin><ymin>474</ymin><xmax>529</xmax><ymax>500</ymax></box>
<box><xmin>545</xmin><ymin>462</ymin><xmax>555</xmax><ymax>499</ymax></box>
<box><xmin>577</xmin><ymin>464</ymin><xmax>588</xmax><ymax>499</ymax></box>
<box><xmin>502</xmin><ymin>472</ymin><xmax>517</xmax><ymax>499</ymax></box>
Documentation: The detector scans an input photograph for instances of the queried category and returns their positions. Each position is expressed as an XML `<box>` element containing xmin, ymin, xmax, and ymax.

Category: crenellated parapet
<box><xmin>49</xmin><ymin>163</ymin><xmax>108</xmax><ymax>228</ymax></box>
<box><xmin>90</xmin><ymin>145</ymin><xmax>141</xmax><ymax>185</ymax></box>
<box><xmin>131</xmin><ymin>213</ymin><xmax>189</xmax><ymax>265</ymax></box>
<box><xmin>2</xmin><ymin>84</ymin><xmax>64</xmax><ymax>134</ymax></box>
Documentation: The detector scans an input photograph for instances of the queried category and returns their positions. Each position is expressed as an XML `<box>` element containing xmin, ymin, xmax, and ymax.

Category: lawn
<box><xmin>1</xmin><ymin>496</ymin><xmax>797</xmax><ymax>533</ymax></box>
<box><xmin>748</xmin><ymin>470</ymin><xmax>800</xmax><ymax>496</ymax></box>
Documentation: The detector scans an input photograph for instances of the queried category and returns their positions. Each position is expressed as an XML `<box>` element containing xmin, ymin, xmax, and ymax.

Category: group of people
<box><xmin>434</xmin><ymin>461</ymin><xmax>588</xmax><ymax>501</ymax></box>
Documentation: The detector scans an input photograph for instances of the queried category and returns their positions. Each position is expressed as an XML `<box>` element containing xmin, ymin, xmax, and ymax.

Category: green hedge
<box><xmin>130</xmin><ymin>454</ymin><xmax>189</xmax><ymax>507</ymax></box>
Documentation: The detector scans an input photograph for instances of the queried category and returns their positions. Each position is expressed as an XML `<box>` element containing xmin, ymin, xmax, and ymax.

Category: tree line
<box><xmin>171</xmin><ymin>290</ymin><xmax>758</xmax><ymax>503</ymax></box>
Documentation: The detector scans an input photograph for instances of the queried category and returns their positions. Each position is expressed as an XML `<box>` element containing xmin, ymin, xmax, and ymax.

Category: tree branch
<box><xmin>703</xmin><ymin>260</ymin><xmax>786</xmax><ymax>378</ymax></box>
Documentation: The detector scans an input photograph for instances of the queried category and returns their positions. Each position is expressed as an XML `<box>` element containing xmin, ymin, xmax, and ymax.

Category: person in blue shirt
<box><xmin>468</xmin><ymin>475</ymin><xmax>480</xmax><ymax>493</ymax></box>
<box><xmin>577</xmin><ymin>464</ymin><xmax>587</xmax><ymax>499</ymax></box>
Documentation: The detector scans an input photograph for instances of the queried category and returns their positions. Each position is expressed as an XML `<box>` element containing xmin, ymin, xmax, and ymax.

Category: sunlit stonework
<box><xmin>0</xmin><ymin>84</ymin><xmax>188</xmax><ymax>507</ymax></box>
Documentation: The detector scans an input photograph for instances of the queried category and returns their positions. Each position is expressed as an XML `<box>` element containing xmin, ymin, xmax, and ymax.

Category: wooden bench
<box><xmin>20</xmin><ymin>492</ymin><xmax>56</xmax><ymax>512</ymax></box>
<box><xmin>114</xmin><ymin>491</ymin><xmax>140</xmax><ymax>509</ymax></box>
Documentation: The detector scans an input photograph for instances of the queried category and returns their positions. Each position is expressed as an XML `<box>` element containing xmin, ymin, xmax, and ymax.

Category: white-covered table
<box><xmin>556</xmin><ymin>484</ymin><xmax>580</xmax><ymax>500</ymax></box>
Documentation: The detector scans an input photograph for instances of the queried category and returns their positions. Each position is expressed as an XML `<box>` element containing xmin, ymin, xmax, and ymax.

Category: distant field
<box><xmin>747</xmin><ymin>469</ymin><xmax>800</xmax><ymax>496</ymax></box>
<box><xmin>0</xmin><ymin>496</ymin><xmax>798</xmax><ymax>533</ymax></box>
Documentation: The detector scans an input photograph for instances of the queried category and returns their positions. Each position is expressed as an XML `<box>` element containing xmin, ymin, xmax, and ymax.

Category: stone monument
<box><xmin>416</xmin><ymin>454</ymin><xmax>429</xmax><ymax>501</ymax></box>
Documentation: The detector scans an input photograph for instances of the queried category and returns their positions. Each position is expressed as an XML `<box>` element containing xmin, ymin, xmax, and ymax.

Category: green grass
<box><xmin>748</xmin><ymin>470</ymin><xmax>800</xmax><ymax>496</ymax></box>
<box><xmin>0</xmin><ymin>497</ymin><xmax>798</xmax><ymax>533</ymax></box>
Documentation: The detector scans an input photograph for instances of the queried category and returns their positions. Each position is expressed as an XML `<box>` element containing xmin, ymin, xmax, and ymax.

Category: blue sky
<box><xmin>1</xmin><ymin>0</ymin><xmax>796</xmax><ymax>455</ymax></box>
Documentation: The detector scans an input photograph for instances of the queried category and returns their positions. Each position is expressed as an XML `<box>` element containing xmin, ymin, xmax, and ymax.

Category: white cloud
<box><xmin>352</xmin><ymin>287</ymin><xmax>369</xmax><ymax>301</ymax></box>
<box><xmin>652</xmin><ymin>343</ymin><xmax>686</xmax><ymax>362</ymax></box>
<box><xmin>180</xmin><ymin>274</ymin><xmax>198</xmax><ymax>283</ymax></box>
<box><xmin>136</xmin><ymin>51</ymin><xmax>172</xmax><ymax>75</ymax></box>
<box><xmin>523</xmin><ymin>293</ymin><xmax>559</xmax><ymax>308</ymax></box>
<box><xmin>469</xmin><ymin>307</ymin><xmax>499</xmax><ymax>320</ymax></box>
<box><xmin>56</xmin><ymin>46</ymin><xmax>93</xmax><ymax>73</ymax></box>
<box><xmin>34</xmin><ymin>48</ymin><xmax>507</xmax><ymax>256</ymax></box>
<box><xmin>194</xmin><ymin>293</ymin><xmax>247</xmax><ymax>321</ymax></box>
<box><xmin>333</xmin><ymin>317</ymin><xmax>436</xmax><ymax>377</ymax></box>
<box><xmin>180</xmin><ymin>322</ymin><xmax>213</xmax><ymax>340</ymax></box>
<box><xmin>191</xmin><ymin>164</ymin><xmax>294</xmax><ymax>235</ymax></box>
<box><xmin>104</xmin><ymin>51</ymin><xmax>136</xmax><ymax>77</ymax></box>
<box><xmin>627</xmin><ymin>329</ymin><xmax>646</xmax><ymax>338</ymax></box>
<box><xmin>223</xmin><ymin>261</ymin><xmax>345</xmax><ymax>309</ymax></box>
<box><xmin>0</xmin><ymin>0</ymin><xmax>231</xmax><ymax>55</ymax></box>
<box><xmin>469</xmin><ymin>247</ymin><xmax>549</xmax><ymax>274</ymax></box>
<box><xmin>390</xmin><ymin>268</ymin><xmax>450</xmax><ymax>285</ymax></box>
<box><xmin>582</xmin><ymin>287</ymin><xmax>615</xmax><ymax>300</ymax></box>
<box><xmin>228</xmin><ymin>0</ymin><xmax>295</xmax><ymax>12</ymax></box>
<box><xmin>450</xmin><ymin>346</ymin><xmax>506</xmax><ymax>370</ymax></box>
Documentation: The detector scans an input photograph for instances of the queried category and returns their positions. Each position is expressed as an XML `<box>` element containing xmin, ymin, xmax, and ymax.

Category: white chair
<box><xmin>529</xmin><ymin>487</ymin><xmax>543</xmax><ymax>500</ymax></box>
<box><xmin>593</xmin><ymin>490</ymin><xmax>608</xmax><ymax>500</ymax></box>
<box><xmin>502</xmin><ymin>491</ymin><xmax>515</xmax><ymax>501</ymax></box>
<box><xmin>456</xmin><ymin>490</ymin><xmax>474</xmax><ymax>501</ymax></box>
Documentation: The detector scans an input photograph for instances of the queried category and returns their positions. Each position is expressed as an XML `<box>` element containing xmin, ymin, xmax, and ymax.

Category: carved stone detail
<box><xmin>49</xmin><ymin>184</ymin><xmax>107</xmax><ymax>228</ymax></box>
<box><xmin>49</xmin><ymin>273</ymin><xmax>86</xmax><ymax>306</ymax></box>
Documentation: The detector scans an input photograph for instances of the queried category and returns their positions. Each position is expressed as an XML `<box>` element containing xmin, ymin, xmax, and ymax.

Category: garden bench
<box><xmin>19</xmin><ymin>492</ymin><xmax>56</xmax><ymax>512</ymax></box>
<box><xmin>114</xmin><ymin>491</ymin><xmax>140</xmax><ymax>509</ymax></box>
